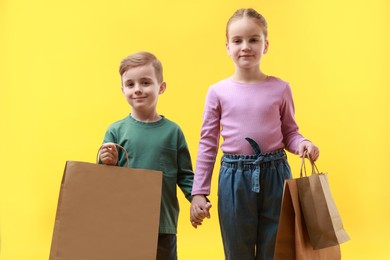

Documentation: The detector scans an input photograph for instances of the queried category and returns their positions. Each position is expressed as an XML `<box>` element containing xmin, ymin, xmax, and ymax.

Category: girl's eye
<box><xmin>232</xmin><ymin>39</ymin><xmax>242</xmax><ymax>44</ymax></box>
<box><xmin>249</xmin><ymin>38</ymin><xmax>262</xmax><ymax>43</ymax></box>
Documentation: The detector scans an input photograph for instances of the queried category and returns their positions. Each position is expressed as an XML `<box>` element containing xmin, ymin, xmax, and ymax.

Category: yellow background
<box><xmin>1</xmin><ymin>0</ymin><xmax>389</xmax><ymax>259</ymax></box>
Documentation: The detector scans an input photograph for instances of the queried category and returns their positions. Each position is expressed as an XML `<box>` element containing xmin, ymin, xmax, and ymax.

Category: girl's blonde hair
<box><xmin>119</xmin><ymin>51</ymin><xmax>163</xmax><ymax>83</ymax></box>
<box><xmin>226</xmin><ymin>8</ymin><xmax>268</xmax><ymax>39</ymax></box>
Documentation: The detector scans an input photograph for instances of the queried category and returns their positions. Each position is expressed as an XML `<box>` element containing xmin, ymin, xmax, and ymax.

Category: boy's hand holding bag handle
<box><xmin>296</xmin><ymin>151</ymin><xmax>350</xmax><ymax>250</ymax></box>
<box><xmin>49</xmin><ymin>144</ymin><xmax>163</xmax><ymax>260</ymax></box>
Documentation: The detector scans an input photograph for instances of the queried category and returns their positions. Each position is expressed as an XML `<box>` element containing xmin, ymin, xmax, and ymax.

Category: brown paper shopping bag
<box><xmin>274</xmin><ymin>179</ymin><xmax>341</xmax><ymax>260</ymax></box>
<box><xmin>50</xmin><ymin>145</ymin><xmax>163</xmax><ymax>260</ymax></box>
<box><xmin>296</xmin><ymin>154</ymin><xmax>350</xmax><ymax>250</ymax></box>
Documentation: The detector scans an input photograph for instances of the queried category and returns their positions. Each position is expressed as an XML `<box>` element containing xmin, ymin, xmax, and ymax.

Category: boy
<box><xmin>100</xmin><ymin>51</ymin><xmax>194</xmax><ymax>260</ymax></box>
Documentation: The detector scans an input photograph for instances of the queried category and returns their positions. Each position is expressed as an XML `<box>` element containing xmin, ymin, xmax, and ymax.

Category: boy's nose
<box><xmin>134</xmin><ymin>84</ymin><xmax>141</xmax><ymax>91</ymax></box>
<box><xmin>134</xmin><ymin>84</ymin><xmax>142</xmax><ymax>94</ymax></box>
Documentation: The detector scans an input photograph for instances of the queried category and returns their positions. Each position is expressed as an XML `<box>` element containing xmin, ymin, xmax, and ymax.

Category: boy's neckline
<box><xmin>130</xmin><ymin>113</ymin><xmax>163</xmax><ymax>123</ymax></box>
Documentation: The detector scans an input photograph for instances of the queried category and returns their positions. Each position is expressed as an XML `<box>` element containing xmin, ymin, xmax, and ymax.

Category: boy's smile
<box><xmin>132</xmin><ymin>96</ymin><xmax>147</xmax><ymax>101</ymax></box>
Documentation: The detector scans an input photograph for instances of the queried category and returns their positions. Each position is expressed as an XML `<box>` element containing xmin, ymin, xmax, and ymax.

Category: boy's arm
<box><xmin>176</xmin><ymin>131</ymin><xmax>194</xmax><ymax>202</ymax></box>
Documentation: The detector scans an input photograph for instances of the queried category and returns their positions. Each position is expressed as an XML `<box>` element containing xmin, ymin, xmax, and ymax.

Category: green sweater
<box><xmin>103</xmin><ymin>115</ymin><xmax>194</xmax><ymax>234</ymax></box>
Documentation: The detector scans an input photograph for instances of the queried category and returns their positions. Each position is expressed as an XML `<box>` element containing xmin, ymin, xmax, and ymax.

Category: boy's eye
<box><xmin>232</xmin><ymin>39</ymin><xmax>242</xmax><ymax>44</ymax></box>
<box><xmin>250</xmin><ymin>38</ymin><xmax>259</xmax><ymax>43</ymax></box>
<box><xmin>141</xmin><ymin>80</ymin><xmax>151</xmax><ymax>86</ymax></box>
<box><xmin>124</xmin><ymin>81</ymin><xmax>134</xmax><ymax>88</ymax></box>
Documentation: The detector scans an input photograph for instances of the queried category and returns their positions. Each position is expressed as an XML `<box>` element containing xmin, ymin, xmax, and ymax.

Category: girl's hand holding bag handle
<box><xmin>296</xmin><ymin>152</ymin><xmax>350</xmax><ymax>250</ymax></box>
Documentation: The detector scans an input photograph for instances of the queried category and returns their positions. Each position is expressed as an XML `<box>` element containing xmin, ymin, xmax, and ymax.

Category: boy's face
<box><xmin>226</xmin><ymin>17</ymin><xmax>269</xmax><ymax>70</ymax></box>
<box><xmin>121</xmin><ymin>64</ymin><xmax>166</xmax><ymax>114</ymax></box>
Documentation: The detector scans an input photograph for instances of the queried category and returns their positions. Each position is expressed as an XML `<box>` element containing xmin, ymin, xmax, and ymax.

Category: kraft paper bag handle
<box><xmin>96</xmin><ymin>143</ymin><xmax>129</xmax><ymax>167</ymax></box>
<box><xmin>300</xmin><ymin>151</ymin><xmax>320</xmax><ymax>177</ymax></box>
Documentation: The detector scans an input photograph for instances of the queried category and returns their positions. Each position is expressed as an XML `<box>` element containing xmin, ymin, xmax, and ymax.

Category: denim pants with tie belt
<box><xmin>218</xmin><ymin>138</ymin><xmax>292</xmax><ymax>260</ymax></box>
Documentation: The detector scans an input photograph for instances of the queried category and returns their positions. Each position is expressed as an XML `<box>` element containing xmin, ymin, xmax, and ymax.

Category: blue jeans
<box><xmin>218</xmin><ymin>138</ymin><xmax>292</xmax><ymax>260</ymax></box>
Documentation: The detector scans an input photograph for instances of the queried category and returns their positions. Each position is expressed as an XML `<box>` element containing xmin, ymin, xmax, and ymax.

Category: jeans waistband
<box><xmin>222</xmin><ymin>149</ymin><xmax>286</xmax><ymax>165</ymax></box>
<box><xmin>220</xmin><ymin>137</ymin><xmax>287</xmax><ymax>194</ymax></box>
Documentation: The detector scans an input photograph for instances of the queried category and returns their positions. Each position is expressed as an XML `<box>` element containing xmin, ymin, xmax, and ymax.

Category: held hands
<box><xmin>298</xmin><ymin>140</ymin><xmax>320</xmax><ymax>162</ymax></box>
<box><xmin>99</xmin><ymin>143</ymin><xmax>118</xmax><ymax>165</ymax></box>
<box><xmin>190</xmin><ymin>195</ymin><xmax>212</xmax><ymax>228</ymax></box>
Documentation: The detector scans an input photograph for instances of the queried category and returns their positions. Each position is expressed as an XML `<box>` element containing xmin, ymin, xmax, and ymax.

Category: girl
<box><xmin>190</xmin><ymin>8</ymin><xmax>319</xmax><ymax>260</ymax></box>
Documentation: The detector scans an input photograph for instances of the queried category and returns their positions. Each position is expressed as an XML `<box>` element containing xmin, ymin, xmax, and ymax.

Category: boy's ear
<box><xmin>159</xmin><ymin>82</ymin><xmax>166</xmax><ymax>94</ymax></box>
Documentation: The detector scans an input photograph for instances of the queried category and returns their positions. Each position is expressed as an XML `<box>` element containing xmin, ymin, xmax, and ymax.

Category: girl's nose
<box><xmin>242</xmin><ymin>41</ymin><xmax>251</xmax><ymax>51</ymax></box>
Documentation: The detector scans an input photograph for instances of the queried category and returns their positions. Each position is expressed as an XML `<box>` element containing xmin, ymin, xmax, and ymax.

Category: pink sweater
<box><xmin>192</xmin><ymin>76</ymin><xmax>306</xmax><ymax>195</ymax></box>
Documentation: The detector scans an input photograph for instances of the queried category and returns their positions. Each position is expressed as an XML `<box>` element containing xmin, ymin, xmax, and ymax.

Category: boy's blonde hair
<box><xmin>119</xmin><ymin>52</ymin><xmax>163</xmax><ymax>83</ymax></box>
<box><xmin>226</xmin><ymin>8</ymin><xmax>268</xmax><ymax>39</ymax></box>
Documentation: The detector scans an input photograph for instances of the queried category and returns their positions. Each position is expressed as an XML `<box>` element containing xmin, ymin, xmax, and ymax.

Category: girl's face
<box><xmin>226</xmin><ymin>17</ymin><xmax>268</xmax><ymax>70</ymax></box>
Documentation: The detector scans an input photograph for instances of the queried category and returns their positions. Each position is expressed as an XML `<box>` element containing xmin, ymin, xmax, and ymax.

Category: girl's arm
<box><xmin>280</xmin><ymin>84</ymin><xmax>319</xmax><ymax>160</ymax></box>
<box><xmin>192</xmin><ymin>87</ymin><xmax>221</xmax><ymax>196</ymax></box>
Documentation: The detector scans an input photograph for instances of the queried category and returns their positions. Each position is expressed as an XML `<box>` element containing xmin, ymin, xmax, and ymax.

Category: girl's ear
<box><xmin>263</xmin><ymin>40</ymin><xmax>269</xmax><ymax>54</ymax></box>
<box><xmin>226</xmin><ymin>42</ymin><xmax>231</xmax><ymax>56</ymax></box>
<box><xmin>159</xmin><ymin>82</ymin><xmax>167</xmax><ymax>94</ymax></box>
